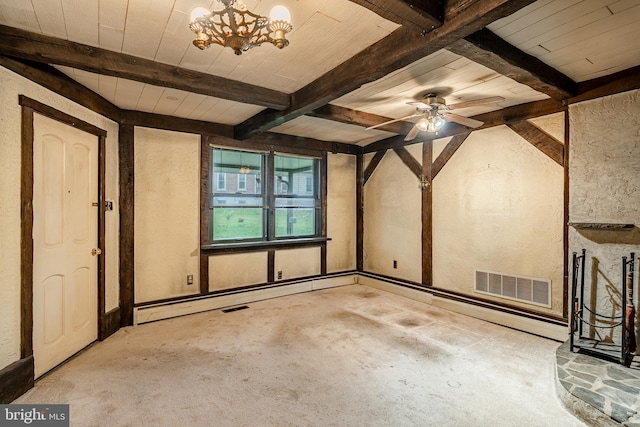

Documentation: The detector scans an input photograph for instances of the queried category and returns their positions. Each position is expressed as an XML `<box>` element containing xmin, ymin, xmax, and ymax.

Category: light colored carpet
<box><xmin>16</xmin><ymin>284</ymin><xmax>585</xmax><ymax>426</ymax></box>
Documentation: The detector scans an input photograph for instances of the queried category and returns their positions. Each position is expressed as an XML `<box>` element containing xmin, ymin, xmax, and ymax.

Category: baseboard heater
<box><xmin>134</xmin><ymin>272</ymin><xmax>357</xmax><ymax>324</ymax></box>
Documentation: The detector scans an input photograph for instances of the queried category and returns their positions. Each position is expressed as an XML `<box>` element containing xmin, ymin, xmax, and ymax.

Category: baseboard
<box><xmin>100</xmin><ymin>307</ymin><xmax>121</xmax><ymax>340</ymax></box>
<box><xmin>0</xmin><ymin>356</ymin><xmax>34</xmax><ymax>403</ymax></box>
<box><xmin>134</xmin><ymin>273</ymin><xmax>357</xmax><ymax>324</ymax></box>
<box><xmin>356</xmin><ymin>273</ymin><xmax>568</xmax><ymax>341</ymax></box>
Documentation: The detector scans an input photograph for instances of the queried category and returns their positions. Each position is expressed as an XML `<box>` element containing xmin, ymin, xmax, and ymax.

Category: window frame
<box><xmin>204</xmin><ymin>145</ymin><xmax>326</xmax><ymax>250</ymax></box>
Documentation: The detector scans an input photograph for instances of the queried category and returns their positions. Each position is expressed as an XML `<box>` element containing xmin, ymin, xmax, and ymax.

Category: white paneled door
<box><xmin>32</xmin><ymin>114</ymin><xmax>98</xmax><ymax>378</ymax></box>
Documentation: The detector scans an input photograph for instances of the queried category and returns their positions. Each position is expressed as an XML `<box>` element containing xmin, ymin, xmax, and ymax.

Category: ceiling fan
<box><xmin>366</xmin><ymin>94</ymin><xmax>505</xmax><ymax>141</ymax></box>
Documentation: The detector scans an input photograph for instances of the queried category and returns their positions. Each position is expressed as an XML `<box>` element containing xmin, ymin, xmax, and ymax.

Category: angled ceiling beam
<box><xmin>507</xmin><ymin>121</ymin><xmax>563</xmax><ymax>165</ymax></box>
<box><xmin>348</xmin><ymin>0</ymin><xmax>443</xmax><ymax>31</ymax></box>
<box><xmin>447</xmin><ymin>28</ymin><xmax>576</xmax><ymax>101</ymax></box>
<box><xmin>363</xmin><ymin>150</ymin><xmax>388</xmax><ymax>184</ymax></box>
<box><xmin>393</xmin><ymin>146</ymin><xmax>422</xmax><ymax>179</ymax></box>
<box><xmin>0</xmin><ymin>55</ymin><xmax>121</xmax><ymax>121</ymax></box>
<box><xmin>235</xmin><ymin>0</ymin><xmax>537</xmax><ymax>139</ymax></box>
<box><xmin>432</xmin><ymin>132</ymin><xmax>471</xmax><ymax>178</ymax></box>
<box><xmin>0</xmin><ymin>25</ymin><xmax>290</xmax><ymax>110</ymax></box>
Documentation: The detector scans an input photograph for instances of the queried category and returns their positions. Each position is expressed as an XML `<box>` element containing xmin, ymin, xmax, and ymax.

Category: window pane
<box><xmin>275</xmin><ymin>208</ymin><xmax>316</xmax><ymax>237</ymax></box>
<box><xmin>275</xmin><ymin>197</ymin><xmax>315</xmax><ymax>208</ymax></box>
<box><xmin>274</xmin><ymin>155</ymin><xmax>316</xmax><ymax>196</ymax></box>
<box><xmin>212</xmin><ymin>207</ymin><xmax>264</xmax><ymax>240</ymax></box>
<box><xmin>212</xmin><ymin>148</ymin><xmax>262</xmax><ymax>196</ymax></box>
<box><xmin>213</xmin><ymin>196</ymin><xmax>263</xmax><ymax>207</ymax></box>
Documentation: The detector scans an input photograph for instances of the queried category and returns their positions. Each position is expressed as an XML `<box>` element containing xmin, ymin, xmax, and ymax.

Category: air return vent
<box><xmin>475</xmin><ymin>270</ymin><xmax>551</xmax><ymax>308</ymax></box>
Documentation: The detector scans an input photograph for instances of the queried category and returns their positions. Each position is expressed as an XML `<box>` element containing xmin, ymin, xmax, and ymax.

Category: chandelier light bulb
<box><xmin>190</xmin><ymin>7</ymin><xmax>210</xmax><ymax>21</ymax></box>
<box><xmin>270</xmin><ymin>5</ymin><xmax>291</xmax><ymax>22</ymax></box>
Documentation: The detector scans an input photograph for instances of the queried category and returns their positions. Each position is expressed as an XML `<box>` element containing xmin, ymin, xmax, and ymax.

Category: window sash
<box><xmin>208</xmin><ymin>147</ymin><xmax>321</xmax><ymax>244</ymax></box>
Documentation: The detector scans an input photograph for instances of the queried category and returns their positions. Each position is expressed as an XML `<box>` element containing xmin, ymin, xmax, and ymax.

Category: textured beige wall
<box><xmin>432</xmin><ymin>125</ymin><xmax>564</xmax><ymax>315</ymax></box>
<box><xmin>569</xmin><ymin>89</ymin><xmax>640</xmax><ymax>341</ymax></box>
<box><xmin>0</xmin><ymin>66</ymin><xmax>119</xmax><ymax>370</ymax></box>
<box><xmin>209</xmin><ymin>252</ymin><xmax>269</xmax><ymax>291</ymax></box>
<box><xmin>327</xmin><ymin>153</ymin><xmax>356</xmax><ymax>273</ymax></box>
<box><xmin>364</xmin><ymin>144</ymin><xmax>423</xmax><ymax>282</ymax></box>
<box><xmin>275</xmin><ymin>247</ymin><xmax>321</xmax><ymax>280</ymax></box>
<box><xmin>134</xmin><ymin>128</ymin><xmax>200</xmax><ymax>303</ymax></box>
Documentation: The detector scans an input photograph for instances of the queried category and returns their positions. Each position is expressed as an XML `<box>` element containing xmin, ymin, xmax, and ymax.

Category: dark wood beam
<box><xmin>356</xmin><ymin>153</ymin><xmax>364</xmax><ymax>270</ymax></box>
<box><xmin>432</xmin><ymin>132</ymin><xmax>471</xmax><ymax>178</ymax></box>
<box><xmin>422</xmin><ymin>140</ymin><xmax>433</xmax><ymax>286</ymax></box>
<box><xmin>0</xmin><ymin>25</ymin><xmax>290</xmax><ymax>110</ymax></box>
<box><xmin>309</xmin><ymin>104</ymin><xmax>415</xmax><ymax>135</ymax></box>
<box><xmin>570</xmin><ymin>64</ymin><xmax>640</xmax><ymax>105</ymax></box>
<box><xmin>393</xmin><ymin>146</ymin><xmax>422</xmax><ymax>178</ymax></box>
<box><xmin>120</xmin><ymin>110</ymin><xmax>234</xmax><ymax>138</ymax></box>
<box><xmin>363</xmin><ymin>150</ymin><xmax>388</xmax><ymax>184</ymax></box>
<box><xmin>348</xmin><ymin>0</ymin><xmax>443</xmax><ymax>30</ymax></box>
<box><xmin>507</xmin><ymin>121</ymin><xmax>564</xmax><ymax>166</ymax></box>
<box><xmin>119</xmin><ymin>124</ymin><xmax>135</xmax><ymax>327</ymax></box>
<box><xmin>447</xmin><ymin>28</ymin><xmax>576</xmax><ymax>101</ymax></box>
<box><xmin>235</xmin><ymin>0</ymin><xmax>537</xmax><ymax>139</ymax></box>
<box><xmin>0</xmin><ymin>56</ymin><xmax>121</xmax><ymax>121</ymax></box>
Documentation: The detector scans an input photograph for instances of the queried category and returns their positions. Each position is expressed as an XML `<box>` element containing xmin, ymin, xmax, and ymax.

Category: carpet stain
<box><xmin>396</xmin><ymin>317</ymin><xmax>423</xmax><ymax>328</ymax></box>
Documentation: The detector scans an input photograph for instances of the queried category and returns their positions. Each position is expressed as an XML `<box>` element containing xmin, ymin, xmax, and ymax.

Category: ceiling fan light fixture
<box><xmin>189</xmin><ymin>1</ymin><xmax>292</xmax><ymax>55</ymax></box>
<box><xmin>416</xmin><ymin>118</ymin><xmax>429</xmax><ymax>131</ymax></box>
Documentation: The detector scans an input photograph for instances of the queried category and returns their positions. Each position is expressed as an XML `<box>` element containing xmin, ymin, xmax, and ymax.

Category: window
<box><xmin>208</xmin><ymin>147</ymin><xmax>321</xmax><ymax>244</ymax></box>
<box><xmin>216</xmin><ymin>173</ymin><xmax>226</xmax><ymax>191</ymax></box>
<box><xmin>274</xmin><ymin>154</ymin><xmax>319</xmax><ymax>238</ymax></box>
<box><xmin>238</xmin><ymin>174</ymin><xmax>247</xmax><ymax>191</ymax></box>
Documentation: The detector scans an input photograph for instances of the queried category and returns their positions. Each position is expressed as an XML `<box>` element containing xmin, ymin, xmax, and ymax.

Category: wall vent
<box><xmin>475</xmin><ymin>270</ymin><xmax>551</xmax><ymax>308</ymax></box>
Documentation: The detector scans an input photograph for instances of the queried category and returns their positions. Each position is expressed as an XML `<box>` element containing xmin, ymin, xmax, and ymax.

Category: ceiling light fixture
<box><xmin>189</xmin><ymin>1</ymin><xmax>292</xmax><ymax>55</ymax></box>
<box><xmin>416</xmin><ymin>110</ymin><xmax>446</xmax><ymax>134</ymax></box>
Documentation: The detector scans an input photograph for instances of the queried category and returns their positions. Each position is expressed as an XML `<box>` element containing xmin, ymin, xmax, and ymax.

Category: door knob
<box><xmin>91</xmin><ymin>248</ymin><xmax>102</xmax><ymax>256</ymax></box>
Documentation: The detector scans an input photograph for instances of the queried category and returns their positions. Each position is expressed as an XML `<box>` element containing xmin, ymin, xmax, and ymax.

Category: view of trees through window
<box><xmin>209</xmin><ymin>148</ymin><xmax>320</xmax><ymax>242</ymax></box>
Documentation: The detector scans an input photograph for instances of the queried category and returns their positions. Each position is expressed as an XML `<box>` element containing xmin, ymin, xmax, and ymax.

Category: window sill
<box><xmin>202</xmin><ymin>237</ymin><xmax>331</xmax><ymax>254</ymax></box>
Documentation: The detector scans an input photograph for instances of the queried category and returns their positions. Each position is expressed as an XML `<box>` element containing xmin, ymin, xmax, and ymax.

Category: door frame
<box><xmin>20</xmin><ymin>95</ymin><xmax>107</xmax><ymax>362</ymax></box>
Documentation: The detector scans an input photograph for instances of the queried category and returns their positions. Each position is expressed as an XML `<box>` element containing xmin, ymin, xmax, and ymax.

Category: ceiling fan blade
<box><xmin>366</xmin><ymin>113</ymin><xmax>422</xmax><ymax>130</ymax></box>
<box><xmin>448</xmin><ymin>96</ymin><xmax>505</xmax><ymax>110</ymax></box>
<box><xmin>407</xmin><ymin>101</ymin><xmax>430</xmax><ymax>109</ymax></box>
<box><xmin>404</xmin><ymin>124</ymin><xmax>421</xmax><ymax>141</ymax></box>
<box><xmin>443</xmin><ymin>113</ymin><xmax>484</xmax><ymax>128</ymax></box>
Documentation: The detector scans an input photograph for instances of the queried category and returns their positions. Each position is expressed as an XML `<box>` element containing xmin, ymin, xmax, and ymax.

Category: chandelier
<box><xmin>189</xmin><ymin>1</ymin><xmax>292</xmax><ymax>55</ymax></box>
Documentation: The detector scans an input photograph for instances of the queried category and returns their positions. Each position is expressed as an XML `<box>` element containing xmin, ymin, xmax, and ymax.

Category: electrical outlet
<box><xmin>393</xmin><ymin>260</ymin><xmax>398</xmax><ymax>269</ymax></box>
<box><xmin>187</xmin><ymin>274</ymin><xmax>194</xmax><ymax>285</ymax></box>
<box><xmin>277</xmin><ymin>271</ymin><xmax>283</xmax><ymax>280</ymax></box>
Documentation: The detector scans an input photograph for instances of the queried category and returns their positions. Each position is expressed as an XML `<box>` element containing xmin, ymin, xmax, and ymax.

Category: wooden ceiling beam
<box><xmin>363</xmin><ymin>150</ymin><xmax>388</xmax><ymax>184</ymax></box>
<box><xmin>569</xmin><ymin>64</ymin><xmax>640</xmax><ymax>105</ymax></box>
<box><xmin>393</xmin><ymin>146</ymin><xmax>422</xmax><ymax>179</ymax></box>
<box><xmin>0</xmin><ymin>55</ymin><xmax>121</xmax><ymax>121</ymax></box>
<box><xmin>506</xmin><ymin>121</ymin><xmax>563</xmax><ymax>166</ymax></box>
<box><xmin>348</xmin><ymin>0</ymin><xmax>443</xmax><ymax>31</ymax></box>
<box><xmin>432</xmin><ymin>132</ymin><xmax>471</xmax><ymax>178</ymax></box>
<box><xmin>447</xmin><ymin>28</ymin><xmax>576</xmax><ymax>101</ymax></box>
<box><xmin>308</xmin><ymin>104</ymin><xmax>415</xmax><ymax>135</ymax></box>
<box><xmin>0</xmin><ymin>25</ymin><xmax>290</xmax><ymax>111</ymax></box>
<box><xmin>235</xmin><ymin>0</ymin><xmax>537</xmax><ymax>139</ymax></box>
<box><xmin>120</xmin><ymin>110</ymin><xmax>234</xmax><ymax>138</ymax></box>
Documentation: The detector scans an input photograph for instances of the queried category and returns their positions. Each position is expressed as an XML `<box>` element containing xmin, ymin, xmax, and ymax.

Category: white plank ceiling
<box><xmin>1</xmin><ymin>0</ymin><xmax>639</xmax><ymax>145</ymax></box>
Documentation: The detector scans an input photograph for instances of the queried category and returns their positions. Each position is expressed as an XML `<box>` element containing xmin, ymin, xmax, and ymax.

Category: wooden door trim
<box><xmin>19</xmin><ymin>96</ymin><xmax>108</xmax><ymax>361</ymax></box>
